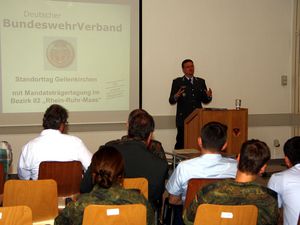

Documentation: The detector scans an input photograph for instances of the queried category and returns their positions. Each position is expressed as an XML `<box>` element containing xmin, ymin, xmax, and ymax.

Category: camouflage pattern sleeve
<box><xmin>148</xmin><ymin>140</ymin><xmax>167</xmax><ymax>161</ymax></box>
<box><xmin>183</xmin><ymin>187</ymin><xmax>206</xmax><ymax>225</ymax></box>
<box><xmin>54</xmin><ymin>199</ymin><xmax>90</xmax><ymax>225</ymax></box>
<box><xmin>137</xmin><ymin>193</ymin><xmax>155</xmax><ymax>225</ymax></box>
<box><xmin>255</xmin><ymin>187</ymin><xmax>279</xmax><ymax>225</ymax></box>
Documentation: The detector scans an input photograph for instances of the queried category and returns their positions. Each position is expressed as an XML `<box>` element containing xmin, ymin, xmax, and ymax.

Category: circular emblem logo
<box><xmin>46</xmin><ymin>40</ymin><xmax>75</xmax><ymax>68</ymax></box>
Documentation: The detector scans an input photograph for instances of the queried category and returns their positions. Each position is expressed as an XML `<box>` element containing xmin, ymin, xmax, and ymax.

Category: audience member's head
<box><xmin>91</xmin><ymin>145</ymin><xmax>125</xmax><ymax>188</ymax></box>
<box><xmin>199</xmin><ymin>121</ymin><xmax>227</xmax><ymax>153</ymax></box>
<box><xmin>42</xmin><ymin>104</ymin><xmax>68</xmax><ymax>131</ymax></box>
<box><xmin>283</xmin><ymin>136</ymin><xmax>300</xmax><ymax>167</ymax></box>
<box><xmin>127</xmin><ymin>109</ymin><xmax>154</xmax><ymax>142</ymax></box>
<box><xmin>127</xmin><ymin>109</ymin><xmax>147</xmax><ymax>124</ymax></box>
<box><xmin>238</xmin><ymin>139</ymin><xmax>270</xmax><ymax>175</ymax></box>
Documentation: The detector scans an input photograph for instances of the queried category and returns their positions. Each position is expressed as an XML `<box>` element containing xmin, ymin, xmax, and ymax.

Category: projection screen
<box><xmin>0</xmin><ymin>0</ymin><xmax>140</xmax><ymax>126</ymax></box>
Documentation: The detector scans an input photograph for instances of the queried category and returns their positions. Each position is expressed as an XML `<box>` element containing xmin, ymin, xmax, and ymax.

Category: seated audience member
<box><xmin>165</xmin><ymin>121</ymin><xmax>237</xmax><ymax>225</ymax></box>
<box><xmin>110</xmin><ymin>109</ymin><xmax>167</xmax><ymax>161</ymax></box>
<box><xmin>18</xmin><ymin>104</ymin><xmax>92</xmax><ymax>180</ymax></box>
<box><xmin>184</xmin><ymin>139</ymin><xmax>279</xmax><ymax>225</ymax></box>
<box><xmin>55</xmin><ymin>146</ymin><xmax>154</xmax><ymax>225</ymax></box>
<box><xmin>0</xmin><ymin>141</ymin><xmax>13</xmax><ymax>179</ymax></box>
<box><xmin>80</xmin><ymin>109</ymin><xmax>169</xmax><ymax>209</ymax></box>
<box><xmin>268</xmin><ymin>136</ymin><xmax>300</xmax><ymax>225</ymax></box>
<box><xmin>166</xmin><ymin>122</ymin><xmax>237</xmax><ymax>204</ymax></box>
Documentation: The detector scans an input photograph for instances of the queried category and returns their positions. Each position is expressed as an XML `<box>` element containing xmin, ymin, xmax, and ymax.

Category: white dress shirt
<box><xmin>166</xmin><ymin>154</ymin><xmax>237</xmax><ymax>202</ymax></box>
<box><xmin>18</xmin><ymin>129</ymin><xmax>92</xmax><ymax>180</ymax></box>
<box><xmin>268</xmin><ymin>164</ymin><xmax>300</xmax><ymax>225</ymax></box>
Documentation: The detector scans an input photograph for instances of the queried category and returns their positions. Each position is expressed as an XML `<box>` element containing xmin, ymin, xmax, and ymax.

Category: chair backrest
<box><xmin>123</xmin><ymin>177</ymin><xmax>148</xmax><ymax>199</ymax></box>
<box><xmin>184</xmin><ymin>178</ymin><xmax>224</xmax><ymax>209</ymax></box>
<box><xmin>82</xmin><ymin>204</ymin><xmax>147</xmax><ymax>225</ymax></box>
<box><xmin>194</xmin><ymin>204</ymin><xmax>258</xmax><ymax>225</ymax></box>
<box><xmin>0</xmin><ymin>205</ymin><xmax>32</xmax><ymax>225</ymax></box>
<box><xmin>3</xmin><ymin>179</ymin><xmax>58</xmax><ymax>222</ymax></box>
<box><xmin>38</xmin><ymin>161</ymin><xmax>83</xmax><ymax>197</ymax></box>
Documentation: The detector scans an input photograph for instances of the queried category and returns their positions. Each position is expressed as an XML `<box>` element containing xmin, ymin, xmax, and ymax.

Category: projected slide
<box><xmin>0</xmin><ymin>0</ymin><xmax>131</xmax><ymax>113</ymax></box>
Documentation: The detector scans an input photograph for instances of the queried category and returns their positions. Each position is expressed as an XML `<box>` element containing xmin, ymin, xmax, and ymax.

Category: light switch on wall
<box><xmin>281</xmin><ymin>75</ymin><xmax>288</xmax><ymax>86</ymax></box>
<box><xmin>273</xmin><ymin>139</ymin><xmax>280</xmax><ymax>147</ymax></box>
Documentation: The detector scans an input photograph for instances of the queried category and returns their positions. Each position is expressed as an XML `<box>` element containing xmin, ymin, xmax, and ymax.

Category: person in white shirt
<box><xmin>165</xmin><ymin>122</ymin><xmax>237</xmax><ymax>225</ymax></box>
<box><xmin>166</xmin><ymin>122</ymin><xmax>237</xmax><ymax>206</ymax></box>
<box><xmin>268</xmin><ymin>136</ymin><xmax>300</xmax><ymax>225</ymax></box>
<box><xmin>18</xmin><ymin>104</ymin><xmax>92</xmax><ymax>180</ymax></box>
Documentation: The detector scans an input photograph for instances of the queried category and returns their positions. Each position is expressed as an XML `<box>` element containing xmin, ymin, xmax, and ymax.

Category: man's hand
<box><xmin>175</xmin><ymin>86</ymin><xmax>186</xmax><ymax>98</ymax></box>
<box><xmin>206</xmin><ymin>88</ymin><xmax>212</xmax><ymax>97</ymax></box>
<box><xmin>169</xmin><ymin>194</ymin><xmax>183</xmax><ymax>205</ymax></box>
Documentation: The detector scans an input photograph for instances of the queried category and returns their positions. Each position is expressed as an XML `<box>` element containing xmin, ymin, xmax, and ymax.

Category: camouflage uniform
<box><xmin>55</xmin><ymin>184</ymin><xmax>154</xmax><ymax>225</ymax></box>
<box><xmin>184</xmin><ymin>179</ymin><xmax>278</xmax><ymax>225</ymax></box>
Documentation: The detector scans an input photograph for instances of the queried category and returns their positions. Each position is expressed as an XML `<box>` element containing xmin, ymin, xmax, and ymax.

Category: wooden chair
<box><xmin>82</xmin><ymin>204</ymin><xmax>147</xmax><ymax>225</ymax></box>
<box><xmin>194</xmin><ymin>204</ymin><xmax>258</xmax><ymax>225</ymax></box>
<box><xmin>0</xmin><ymin>206</ymin><xmax>32</xmax><ymax>225</ymax></box>
<box><xmin>184</xmin><ymin>178</ymin><xmax>224</xmax><ymax>209</ymax></box>
<box><xmin>3</xmin><ymin>179</ymin><xmax>58</xmax><ymax>223</ymax></box>
<box><xmin>38</xmin><ymin>161</ymin><xmax>83</xmax><ymax>197</ymax></box>
<box><xmin>38</xmin><ymin>161</ymin><xmax>83</xmax><ymax>209</ymax></box>
<box><xmin>123</xmin><ymin>177</ymin><xmax>148</xmax><ymax>199</ymax></box>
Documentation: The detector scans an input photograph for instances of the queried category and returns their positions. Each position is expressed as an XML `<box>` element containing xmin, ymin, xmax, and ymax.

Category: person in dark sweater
<box><xmin>80</xmin><ymin>109</ymin><xmax>169</xmax><ymax>209</ymax></box>
<box><xmin>55</xmin><ymin>145</ymin><xmax>154</xmax><ymax>225</ymax></box>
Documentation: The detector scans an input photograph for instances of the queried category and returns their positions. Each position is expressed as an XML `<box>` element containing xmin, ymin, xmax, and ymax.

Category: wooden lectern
<box><xmin>184</xmin><ymin>108</ymin><xmax>248</xmax><ymax>155</ymax></box>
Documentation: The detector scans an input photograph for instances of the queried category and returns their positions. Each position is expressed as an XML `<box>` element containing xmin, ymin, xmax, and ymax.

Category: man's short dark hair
<box><xmin>181</xmin><ymin>59</ymin><xmax>193</xmax><ymax>68</ymax></box>
<box><xmin>283</xmin><ymin>136</ymin><xmax>300</xmax><ymax>166</ymax></box>
<box><xmin>128</xmin><ymin>110</ymin><xmax>154</xmax><ymax>141</ymax></box>
<box><xmin>238</xmin><ymin>139</ymin><xmax>270</xmax><ymax>175</ymax></box>
<box><xmin>200</xmin><ymin>122</ymin><xmax>227</xmax><ymax>152</ymax></box>
<box><xmin>128</xmin><ymin>109</ymin><xmax>147</xmax><ymax>124</ymax></box>
<box><xmin>42</xmin><ymin>104</ymin><xmax>68</xmax><ymax>129</ymax></box>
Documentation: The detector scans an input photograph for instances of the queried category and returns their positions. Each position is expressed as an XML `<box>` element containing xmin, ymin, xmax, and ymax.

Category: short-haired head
<box><xmin>283</xmin><ymin>136</ymin><xmax>300</xmax><ymax>166</ymax></box>
<box><xmin>238</xmin><ymin>139</ymin><xmax>270</xmax><ymax>175</ymax></box>
<box><xmin>128</xmin><ymin>109</ymin><xmax>147</xmax><ymax>124</ymax></box>
<box><xmin>42</xmin><ymin>104</ymin><xmax>68</xmax><ymax>130</ymax></box>
<box><xmin>91</xmin><ymin>145</ymin><xmax>125</xmax><ymax>188</ymax></box>
<box><xmin>181</xmin><ymin>59</ymin><xmax>194</xmax><ymax>69</ymax></box>
<box><xmin>200</xmin><ymin>122</ymin><xmax>227</xmax><ymax>152</ymax></box>
<box><xmin>127</xmin><ymin>109</ymin><xmax>154</xmax><ymax>141</ymax></box>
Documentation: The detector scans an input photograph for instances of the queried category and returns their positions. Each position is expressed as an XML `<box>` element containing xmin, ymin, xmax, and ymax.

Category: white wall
<box><xmin>1</xmin><ymin>0</ymin><xmax>295</xmax><ymax>173</ymax></box>
<box><xmin>143</xmin><ymin>0</ymin><xmax>293</xmax><ymax>114</ymax></box>
<box><xmin>142</xmin><ymin>0</ymin><xmax>294</xmax><ymax>160</ymax></box>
